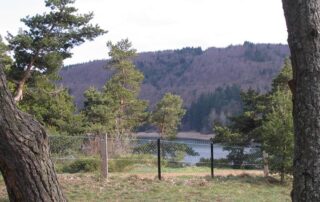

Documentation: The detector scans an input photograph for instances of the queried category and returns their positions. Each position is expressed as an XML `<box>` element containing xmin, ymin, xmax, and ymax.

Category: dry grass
<box><xmin>0</xmin><ymin>171</ymin><xmax>291</xmax><ymax>202</ymax></box>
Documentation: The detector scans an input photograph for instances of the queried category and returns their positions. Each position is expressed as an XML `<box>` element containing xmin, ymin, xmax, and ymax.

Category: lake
<box><xmin>137</xmin><ymin>138</ymin><xmax>260</xmax><ymax>165</ymax></box>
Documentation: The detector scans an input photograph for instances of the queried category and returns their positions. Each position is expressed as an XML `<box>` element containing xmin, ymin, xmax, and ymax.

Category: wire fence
<box><xmin>49</xmin><ymin>135</ymin><xmax>264</xmax><ymax>178</ymax></box>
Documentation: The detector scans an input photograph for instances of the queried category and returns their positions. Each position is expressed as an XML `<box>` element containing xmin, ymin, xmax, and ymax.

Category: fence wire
<box><xmin>48</xmin><ymin>135</ymin><xmax>264</xmax><ymax>174</ymax></box>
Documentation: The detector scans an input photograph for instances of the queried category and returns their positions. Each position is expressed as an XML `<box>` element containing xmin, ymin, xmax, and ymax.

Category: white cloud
<box><xmin>0</xmin><ymin>0</ymin><xmax>287</xmax><ymax>65</ymax></box>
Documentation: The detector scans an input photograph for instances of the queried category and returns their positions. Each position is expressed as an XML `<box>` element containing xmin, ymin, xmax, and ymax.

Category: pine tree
<box><xmin>282</xmin><ymin>1</ymin><xmax>320</xmax><ymax>199</ymax></box>
<box><xmin>6</xmin><ymin>0</ymin><xmax>106</xmax><ymax>102</ymax></box>
<box><xmin>19</xmin><ymin>74</ymin><xmax>85</xmax><ymax>135</ymax></box>
<box><xmin>83</xmin><ymin>39</ymin><xmax>148</xmax><ymax>138</ymax></box>
<box><xmin>151</xmin><ymin>93</ymin><xmax>186</xmax><ymax>139</ymax></box>
<box><xmin>0</xmin><ymin>39</ymin><xmax>66</xmax><ymax>202</ymax></box>
<box><xmin>261</xmin><ymin>60</ymin><xmax>293</xmax><ymax>183</ymax></box>
<box><xmin>261</xmin><ymin>90</ymin><xmax>293</xmax><ymax>183</ymax></box>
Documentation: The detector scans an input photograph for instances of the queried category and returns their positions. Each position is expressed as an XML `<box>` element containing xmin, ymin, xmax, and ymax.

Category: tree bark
<box><xmin>0</xmin><ymin>66</ymin><xmax>66</xmax><ymax>201</ymax></box>
<box><xmin>282</xmin><ymin>1</ymin><xmax>320</xmax><ymax>201</ymax></box>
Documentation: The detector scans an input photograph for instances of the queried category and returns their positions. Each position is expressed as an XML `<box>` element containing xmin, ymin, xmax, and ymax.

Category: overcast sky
<box><xmin>0</xmin><ymin>0</ymin><xmax>288</xmax><ymax>65</ymax></box>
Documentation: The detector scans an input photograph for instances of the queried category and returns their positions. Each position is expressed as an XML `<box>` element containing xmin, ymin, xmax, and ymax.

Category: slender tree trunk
<box><xmin>13</xmin><ymin>59</ymin><xmax>34</xmax><ymax>102</ymax></box>
<box><xmin>0</xmin><ymin>66</ymin><xmax>66</xmax><ymax>201</ymax></box>
<box><xmin>282</xmin><ymin>1</ymin><xmax>320</xmax><ymax>201</ymax></box>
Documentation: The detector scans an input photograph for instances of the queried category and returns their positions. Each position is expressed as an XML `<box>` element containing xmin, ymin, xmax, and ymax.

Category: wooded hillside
<box><xmin>60</xmin><ymin>42</ymin><xmax>289</xmax><ymax>109</ymax></box>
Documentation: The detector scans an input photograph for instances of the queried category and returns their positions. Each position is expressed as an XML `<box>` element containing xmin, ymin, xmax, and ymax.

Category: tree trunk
<box><xmin>282</xmin><ymin>1</ymin><xmax>320</xmax><ymax>201</ymax></box>
<box><xmin>13</xmin><ymin>59</ymin><xmax>34</xmax><ymax>102</ymax></box>
<box><xmin>0</xmin><ymin>66</ymin><xmax>66</xmax><ymax>201</ymax></box>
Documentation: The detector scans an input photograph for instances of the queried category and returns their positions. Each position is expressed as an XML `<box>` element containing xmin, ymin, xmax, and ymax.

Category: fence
<box><xmin>49</xmin><ymin>135</ymin><xmax>265</xmax><ymax>179</ymax></box>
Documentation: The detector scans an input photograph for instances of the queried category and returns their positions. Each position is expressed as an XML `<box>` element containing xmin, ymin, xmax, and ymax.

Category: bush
<box><xmin>109</xmin><ymin>154</ymin><xmax>157</xmax><ymax>172</ymax></box>
<box><xmin>62</xmin><ymin>158</ymin><xmax>100</xmax><ymax>173</ymax></box>
<box><xmin>49</xmin><ymin>136</ymin><xmax>84</xmax><ymax>156</ymax></box>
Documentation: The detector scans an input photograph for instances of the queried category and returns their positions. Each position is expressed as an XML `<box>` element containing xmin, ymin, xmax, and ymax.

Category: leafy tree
<box><xmin>83</xmin><ymin>39</ymin><xmax>148</xmax><ymax>138</ymax></box>
<box><xmin>151</xmin><ymin>93</ymin><xmax>186</xmax><ymax>139</ymax></box>
<box><xmin>6</xmin><ymin>0</ymin><xmax>106</xmax><ymax>102</ymax></box>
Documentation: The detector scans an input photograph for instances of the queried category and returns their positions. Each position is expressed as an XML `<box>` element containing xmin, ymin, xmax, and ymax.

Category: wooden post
<box><xmin>100</xmin><ymin>133</ymin><xmax>108</xmax><ymax>178</ymax></box>
<box><xmin>263</xmin><ymin>150</ymin><xmax>269</xmax><ymax>178</ymax></box>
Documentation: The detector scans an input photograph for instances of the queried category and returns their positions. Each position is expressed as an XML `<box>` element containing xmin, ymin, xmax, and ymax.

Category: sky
<box><xmin>0</xmin><ymin>0</ymin><xmax>288</xmax><ymax>65</ymax></box>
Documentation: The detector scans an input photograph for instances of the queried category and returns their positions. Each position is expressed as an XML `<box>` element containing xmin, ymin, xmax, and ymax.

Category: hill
<box><xmin>60</xmin><ymin>42</ymin><xmax>289</xmax><ymax>110</ymax></box>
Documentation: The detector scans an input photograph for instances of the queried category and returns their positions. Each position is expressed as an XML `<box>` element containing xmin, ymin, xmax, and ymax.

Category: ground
<box><xmin>0</xmin><ymin>170</ymin><xmax>291</xmax><ymax>202</ymax></box>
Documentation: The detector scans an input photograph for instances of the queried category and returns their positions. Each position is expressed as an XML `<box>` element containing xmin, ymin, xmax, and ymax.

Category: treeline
<box><xmin>183</xmin><ymin>85</ymin><xmax>242</xmax><ymax>133</ymax></box>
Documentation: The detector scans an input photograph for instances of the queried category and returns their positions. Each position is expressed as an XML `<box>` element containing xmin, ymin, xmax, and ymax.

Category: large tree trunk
<box><xmin>282</xmin><ymin>1</ymin><xmax>320</xmax><ymax>201</ymax></box>
<box><xmin>0</xmin><ymin>66</ymin><xmax>66</xmax><ymax>201</ymax></box>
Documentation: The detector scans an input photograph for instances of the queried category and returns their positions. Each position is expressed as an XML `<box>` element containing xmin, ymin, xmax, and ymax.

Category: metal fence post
<box><xmin>100</xmin><ymin>133</ymin><xmax>108</xmax><ymax>179</ymax></box>
<box><xmin>157</xmin><ymin>138</ymin><xmax>161</xmax><ymax>180</ymax></box>
<box><xmin>263</xmin><ymin>150</ymin><xmax>269</xmax><ymax>178</ymax></box>
<box><xmin>211</xmin><ymin>142</ymin><xmax>214</xmax><ymax>178</ymax></box>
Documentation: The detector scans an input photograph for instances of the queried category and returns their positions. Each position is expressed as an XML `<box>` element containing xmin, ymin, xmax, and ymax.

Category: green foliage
<box><xmin>151</xmin><ymin>93</ymin><xmax>186</xmax><ymax>138</ymax></box>
<box><xmin>6</xmin><ymin>0</ymin><xmax>106</xmax><ymax>80</ymax></box>
<box><xmin>0</xmin><ymin>36</ymin><xmax>14</xmax><ymax>91</ymax></box>
<box><xmin>261</xmin><ymin>60</ymin><xmax>293</xmax><ymax>181</ymax></box>
<box><xmin>18</xmin><ymin>75</ymin><xmax>85</xmax><ymax>135</ymax></box>
<box><xmin>62</xmin><ymin>158</ymin><xmax>100</xmax><ymax>173</ymax></box>
<box><xmin>83</xmin><ymin>87</ymin><xmax>114</xmax><ymax>134</ymax></box>
<box><xmin>108</xmin><ymin>154</ymin><xmax>157</xmax><ymax>172</ymax></box>
<box><xmin>213</xmin><ymin>89</ymin><xmax>265</xmax><ymax>146</ymax></box>
<box><xmin>271</xmin><ymin>58</ymin><xmax>292</xmax><ymax>92</ymax></box>
<box><xmin>261</xmin><ymin>90</ymin><xmax>293</xmax><ymax>178</ymax></box>
<box><xmin>213</xmin><ymin>88</ymin><xmax>266</xmax><ymax>168</ymax></box>
<box><xmin>49</xmin><ymin>136</ymin><xmax>84</xmax><ymax>156</ymax></box>
<box><xmin>2</xmin><ymin>0</ymin><xmax>105</xmax><ymax>135</ymax></box>
<box><xmin>185</xmin><ymin>85</ymin><xmax>242</xmax><ymax>132</ymax></box>
<box><xmin>133</xmin><ymin>142</ymin><xmax>199</xmax><ymax>163</ymax></box>
<box><xmin>83</xmin><ymin>39</ymin><xmax>148</xmax><ymax>137</ymax></box>
<box><xmin>0</xmin><ymin>36</ymin><xmax>12</xmax><ymax>68</ymax></box>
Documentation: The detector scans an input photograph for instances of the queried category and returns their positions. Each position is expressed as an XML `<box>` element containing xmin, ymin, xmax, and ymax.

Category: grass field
<box><xmin>0</xmin><ymin>172</ymin><xmax>291</xmax><ymax>202</ymax></box>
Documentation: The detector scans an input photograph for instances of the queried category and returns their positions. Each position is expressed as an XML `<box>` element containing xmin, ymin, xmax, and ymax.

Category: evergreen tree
<box><xmin>261</xmin><ymin>90</ymin><xmax>293</xmax><ymax>183</ymax></box>
<box><xmin>185</xmin><ymin>85</ymin><xmax>241</xmax><ymax>132</ymax></box>
<box><xmin>19</xmin><ymin>74</ymin><xmax>85</xmax><ymax>135</ymax></box>
<box><xmin>2</xmin><ymin>0</ymin><xmax>105</xmax><ymax>135</ymax></box>
<box><xmin>151</xmin><ymin>93</ymin><xmax>186</xmax><ymax>139</ymax></box>
<box><xmin>213</xmin><ymin>89</ymin><xmax>265</xmax><ymax>168</ymax></box>
<box><xmin>214</xmin><ymin>89</ymin><xmax>264</xmax><ymax>145</ymax></box>
<box><xmin>261</xmin><ymin>59</ymin><xmax>293</xmax><ymax>183</ymax></box>
<box><xmin>6</xmin><ymin>0</ymin><xmax>106</xmax><ymax>102</ymax></box>
<box><xmin>83</xmin><ymin>39</ymin><xmax>148</xmax><ymax>138</ymax></box>
<box><xmin>0</xmin><ymin>36</ymin><xmax>12</xmax><ymax>72</ymax></box>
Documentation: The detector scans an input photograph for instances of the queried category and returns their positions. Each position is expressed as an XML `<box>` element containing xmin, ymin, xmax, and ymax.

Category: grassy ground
<box><xmin>125</xmin><ymin>165</ymin><xmax>263</xmax><ymax>176</ymax></box>
<box><xmin>0</xmin><ymin>172</ymin><xmax>291</xmax><ymax>202</ymax></box>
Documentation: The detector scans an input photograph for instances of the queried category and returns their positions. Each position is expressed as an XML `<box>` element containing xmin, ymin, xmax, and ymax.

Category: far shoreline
<box><xmin>134</xmin><ymin>132</ymin><xmax>214</xmax><ymax>141</ymax></box>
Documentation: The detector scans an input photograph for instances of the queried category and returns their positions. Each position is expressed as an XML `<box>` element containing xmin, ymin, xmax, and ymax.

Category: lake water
<box><xmin>137</xmin><ymin>138</ymin><xmax>259</xmax><ymax>165</ymax></box>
